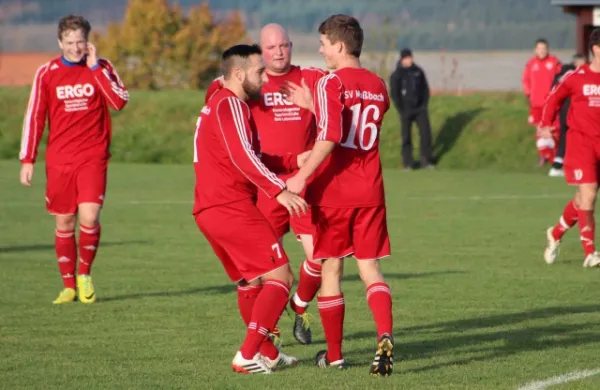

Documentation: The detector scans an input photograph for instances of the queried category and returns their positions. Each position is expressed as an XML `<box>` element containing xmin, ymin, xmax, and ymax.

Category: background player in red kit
<box><xmin>193</xmin><ymin>44</ymin><xmax>309</xmax><ymax>374</ymax></box>
<box><xmin>283</xmin><ymin>15</ymin><xmax>394</xmax><ymax>376</ymax></box>
<box><xmin>19</xmin><ymin>15</ymin><xmax>128</xmax><ymax>304</ymax></box>
<box><xmin>522</xmin><ymin>38</ymin><xmax>562</xmax><ymax>166</ymax></box>
<box><xmin>206</xmin><ymin>24</ymin><xmax>327</xmax><ymax>345</ymax></box>
<box><xmin>541</xmin><ymin>28</ymin><xmax>600</xmax><ymax>268</ymax></box>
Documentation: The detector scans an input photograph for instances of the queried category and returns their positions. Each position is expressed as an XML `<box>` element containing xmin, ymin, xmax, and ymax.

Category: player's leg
<box><xmin>315</xmin><ymin>257</ymin><xmax>346</xmax><ymax>368</ymax></box>
<box><xmin>578</xmin><ymin>183</ymin><xmax>599</xmax><ymax>267</ymax></box>
<box><xmin>562</xmin><ymin>132</ymin><xmax>600</xmax><ymax>267</ymax></box>
<box><xmin>46</xmin><ymin>165</ymin><xmax>78</xmax><ymax>304</ymax></box>
<box><xmin>289</xmin><ymin>209</ymin><xmax>321</xmax><ymax>344</ymax></box>
<box><xmin>353</xmin><ymin>206</ymin><xmax>393</xmax><ymax>376</ymax></box>
<box><xmin>312</xmin><ymin>206</ymin><xmax>351</xmax><ymax>369</ymax></box>
<box><xmin>74</xmin><ymin>161</ymin><xmax>107</xmax><ymax>303</ymax></box>
<box><xmin>544</xmin><ymin>191</ymin><xmax>580</xmax><ymax>264</ymax></box>
<box><xmin>203</xmin><ymin>201</ymin><xmax>297</xmax><ymax>372</ymax></box>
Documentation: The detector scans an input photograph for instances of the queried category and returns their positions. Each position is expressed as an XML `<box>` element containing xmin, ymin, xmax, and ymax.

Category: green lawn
<box><xmin>2</xmin><ymin>161</ymin><xmax>600</xmax><ymax>389</ymax></box>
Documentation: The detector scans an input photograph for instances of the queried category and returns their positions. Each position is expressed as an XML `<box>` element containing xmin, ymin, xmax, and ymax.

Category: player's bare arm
<box><xmin>286</xmin><ymin>140</ymin><xmax>335</xmax><ymax>194</ymax></box>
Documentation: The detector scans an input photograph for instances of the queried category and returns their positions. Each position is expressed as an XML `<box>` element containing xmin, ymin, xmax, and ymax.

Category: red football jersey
<box><xmin>193</xmin><ymin>88</ymin><xmax>298</xmax><ymax>215</ymax></box>
<box><xmin>251</xmin><ymin>66</ymin><xmax>326</xmax><ymax>156</ymax></box>
<box><xmin>309</xmin><ymin>68</ymin><xmax>390</xmax><ymax>207</ymax></box>
<box><xmin>206</xmin><ymin>66</ymin><xmax>326</xmax><ymax>156</ymax></box>
<box><xmin>19</xmin><ymin>56</ymin><xmax>128</xmax><ymax>165</ymax></box>
<box><xmin>522</xmin><ymin>55</ymin><xmax>561</xmax><ymax>108</ymax></box>
<box><xmin>541</xmin><ymin>64</ymin><xmax>600</xmax><ymax>138</ymax></box>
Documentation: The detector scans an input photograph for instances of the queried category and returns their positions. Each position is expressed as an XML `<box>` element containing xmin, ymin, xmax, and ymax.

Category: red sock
<box><xmin>240</xmin><ymin>280</ymin><xmax>290</xmax><ymax>360</ymax></box>
<box><xmin>578</xmin><ymin>210</ymin><xmax>596</xmax><ymax>257</ymax></box>
<box><xmin>290</xmin><ymin>260</ymin><xmax>322</xmax><ymax>315</ymax></box>
<box><xmin>55</xmin><ymin>229</ymin><xmax>77</xmax><ymax>289</ymax></box>
<box><xmin>551</xmin><ymin>200</ymin><xmax>578</xmax><ymax>240</ymax></box>
<box><xmin>318</xmin><ymin>294</ymin><xmax>345</xmax><ymax>362</ymax></box>
<box><xmin>78</xmin><ymin>224</ymin><xmax>101</xmax><ymax>275</ymax></box>
<box><xmin>237</xmin><ymin>284</ymin><xmax>279</xmax><ymax>360</ymax></box>
<box><xmin>366</xmin><ymin>282</ymin><xmax>393</xmax><ymax>338</ymax></box>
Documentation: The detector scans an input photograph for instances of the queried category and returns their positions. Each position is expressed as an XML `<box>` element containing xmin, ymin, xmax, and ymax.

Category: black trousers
<box><xmin>400</xmin><ymin>108</ymin><xmax>434</xmax><ymax>167</ymax></box>
<box><xmin>554</xmin><ymin>101</ymin><xmax>569</xmax><ymax>164</ymax></box>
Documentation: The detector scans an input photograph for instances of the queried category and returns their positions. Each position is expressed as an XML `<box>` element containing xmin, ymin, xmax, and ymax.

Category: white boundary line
<box><xmin>0</xmin><ymin>193</ymin><xmax>573</xmax><ymax>207</ymax></box>
<box><xmin>517</xmin><ymin>368</ymin><xmax>600</xmax><ymax>390</ymax></box>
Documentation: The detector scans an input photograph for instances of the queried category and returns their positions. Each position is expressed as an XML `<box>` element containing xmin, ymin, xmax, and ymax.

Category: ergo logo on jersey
<box><xmin>263</xmin><ymin>92</ymin><xmax>293</xmax><ymax>107</ymax></box>
<box><xmin>56</xmin><ymin>83</ymin><xmax>95</xmax><ymax>99</ymax></box>
<box><xmin>583</xmin><ymin>84</ymin><xmax>600</xmax><ymax>96</ymax></box>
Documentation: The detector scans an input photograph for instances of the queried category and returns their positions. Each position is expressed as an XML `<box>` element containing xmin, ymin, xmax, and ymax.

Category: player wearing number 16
<box><xmin>283</xmin><ymin>14</ymin><xmax>394</xmax><ymax>376</ymax></box>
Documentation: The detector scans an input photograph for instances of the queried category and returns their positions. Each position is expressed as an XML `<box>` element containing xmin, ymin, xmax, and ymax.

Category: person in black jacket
<box><xmin>548</xmin><ymin>53</ymin><xmax>586</xmax><ymax>177</ymax></box>
<box><xmin>390</xmin><ymin>48</ymin><xmax>435</xmax><ymax>169</ymax></box>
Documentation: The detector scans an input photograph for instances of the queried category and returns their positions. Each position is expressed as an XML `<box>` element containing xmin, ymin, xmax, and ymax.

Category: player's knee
<box><xmin>357</xmin><ymin>260</ymin><xmax>384</xmax><ymax>286</ymax></box>
<box><xmin>78</xmin><ymin>204</ymin><xmax>101</xmax><ymax>227</ymax></box>
<box><xmin>55</xmin><ymin>214</ymin><xmax>76</xmax><ymax>231</ymax></box>
<box><xmin>578</xmin><ymin>188</ymin><xmax>597</xmax><ymax>210</ymax></box>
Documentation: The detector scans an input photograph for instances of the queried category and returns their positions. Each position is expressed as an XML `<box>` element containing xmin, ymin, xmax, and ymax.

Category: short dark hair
<box><xmin>535</xmin><ymin>38</ymin><xmax>548</xmax><ymax>46</ymax></box>
<box><xmin>221</xmin><ymin>44</ymin><xmax>262</xmax><ymax>79</ymax></box>
<box><xmin>590</xmin><ymin>28</ymin><xmax>600</xmax><ymax>52</ymax></box>
<box><xmin>573</xmin><ymin>53</ymin><xmax>585</xmax><ymax>60</ymax></box>
<box><xmin>58</xmin><ymin>15</ymin><xmax>91</xmax><ymax>40</ymax></box>
<box><xmin>318</xmin><ymin>14</ymin><xmax>364</xmax><ymax>58</ymax></box>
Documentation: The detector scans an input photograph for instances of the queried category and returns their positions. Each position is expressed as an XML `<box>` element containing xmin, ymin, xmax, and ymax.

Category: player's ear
<box><xmin>57</xmin><ymin>38</ymin><xmax>64</xmax><ymax>50</ymax></box>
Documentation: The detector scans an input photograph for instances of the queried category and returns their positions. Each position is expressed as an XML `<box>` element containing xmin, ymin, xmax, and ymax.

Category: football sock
<box><xmin>366</xmin><ymin>282</ymin><xmax>393</xmax><ymax>338</ymax></box>
<box><xmin>318</xmin><ymin>294</ymin><xmax>345</xmax><ymax>362</ymax></box>
<box><xmin>78</xmin><ymin>224</ymin><xmax>101</xmax><ymax>275</ymax></box>
<box><xmin>55</xmin><ymin>229</ymin><xmax>77</xmax><ymax>289</ymax></box>
<box><xmin>578</xmin><ymin>209</ymin><xmax>596</xmax><ymax>257</ymax></box>
<box><xmin>551</xmin><ymin>200</ymin><xmax>578</xmax><ymax>241</ymax></box>
<box><xmin>240</xmin><ymin>280</ymin><xmax>290</xmax><ymax>360</ymax></box>
<box><xmin>290</xmin><ymin>260</ymin><xmax>322</xmax><ymax>315</ymax></box>
<box><xmin>236</xmin><ymin>284</ymin><xmax>279</xmax><ymax>360</ymax></box>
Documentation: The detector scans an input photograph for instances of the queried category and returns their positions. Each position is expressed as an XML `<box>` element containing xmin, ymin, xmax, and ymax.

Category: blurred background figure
<box><xmin>548</xmin><ymin>53</ymin><xmax>587</xmax><ymax>177</ymax></box>
<box><xmin>390</xmin><ymin>48</ymin><xmax>435</xmax><ymax>170</ymax></box>
<box><xmin>522</xmin><ymin>38</ymin><xmax>562</xmax><ymax>167</ymax></box>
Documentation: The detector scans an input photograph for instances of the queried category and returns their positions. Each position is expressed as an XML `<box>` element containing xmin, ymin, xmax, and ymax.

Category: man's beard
<box><xmin>243</xmin><ymin>78</ymin><xmax>262</xmax><ymax>101</ymax></box>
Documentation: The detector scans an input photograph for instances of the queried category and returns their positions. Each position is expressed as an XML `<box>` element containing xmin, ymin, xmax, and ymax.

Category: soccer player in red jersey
<box><xmin>283</xmin><ymin>15</ymin><xmax>394</xmax><ymax>375</ymax></box>
<box><xmin>18</xmin><ymin>15</ymin><xmax>128</xmax><ymax>304</ymax></box>
<box><xmin>193</xmin><ymin>44</ymin><xmax>309</xmax><ymax>374</ymax></box>
<box><xmin>540</xmin><ymin>28</ymin><xmax>600</xmax><ymax>268</ymax></box>
<box><xmin>206</xmin><ymin>24</ymin><xmax>327</xmax><ymax>345</ymax></box>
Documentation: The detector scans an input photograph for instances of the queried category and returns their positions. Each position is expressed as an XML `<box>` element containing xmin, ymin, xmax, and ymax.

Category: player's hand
<box><xmin>537</xmin><ymin>126</ymin><xmax>553</xmax><ymax>139</ymax></box>
<box><xmin>286</xmin><ymin>174</ymin><xmax>306</xmax><ymax>195</ymax></box>
<box><xmin>280</xmin><ymin>78</ymin><xmax>313</xmax><ymax>111</ymax></box>
<box><xmin>20</xmin><ymin>163</ymin><xmax>34</xmax><ymax>187</ymax></box>
<box><xmin>297</xmin><ymin>150</ymin><xmax>311</xmax><ymax>168</ymax></box>
<box><xmin>86</xmin><ymin>42</ymin><xmax>98</xmax><ymax>68</ymax></box>
<box><xmin>276</xmin><ymin>190</ymin><xmax>308</xmax><ymax>217</ymax></box>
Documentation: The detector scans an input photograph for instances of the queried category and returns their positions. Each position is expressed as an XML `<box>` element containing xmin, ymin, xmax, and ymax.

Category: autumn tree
<box><xmin>92</xmin><ymin>0</ymin><xmax>247</xmax><ymax>90</ymax></box>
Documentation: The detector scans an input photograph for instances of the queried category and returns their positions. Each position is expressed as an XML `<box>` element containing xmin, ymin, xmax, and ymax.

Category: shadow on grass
<box><xmin>344</xmin><ymin>304</ymin><xmax>600</xmax><ymax>369</ymax></box>
<box><xmin>344</xmin><ymin>270</ymin><xmax>465</xmax><ymax>283</ymax></box>
<box><xmin>0</xmin><ymin>240</ymin><xmax>149</xmax><ymax>254</ymax></box>
<box><xmin>434</xmin><ymin>108</ymin><xmax>485</xmax><ymax>163</ymax></box>
<box><xmin>101</xmin><ymin>284</ymin><xmax>235</xmax><ymax>302</ymax></box>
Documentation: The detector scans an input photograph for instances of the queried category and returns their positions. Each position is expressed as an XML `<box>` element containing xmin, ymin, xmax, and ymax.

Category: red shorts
<box><xmin>45</xmin><ymin>161</ymin><xmax>107</xmax><ymax>215</ymax></box>
<box><xmin>528</xmin><ymin>106</ymin><xmax>543</xmax><ymax>126</ymax></box>
<box><xmin>195</xmin><ymin>199</ymin><xmax>290</xmax><ymax>283</ymax></box>
<box><xmin>564</xmin><ymin>131</ymin><xmax>600</xmax><ymax>185</ymax></box>
<box><xmin>312</xmin><ymin>206</ymin><xmax>391</xmax><ymax>261</ymax></box>
<box><xmin>256</xmin><ymin>191</ymin><xmax>314</xmax><ymax>240</ymax></box>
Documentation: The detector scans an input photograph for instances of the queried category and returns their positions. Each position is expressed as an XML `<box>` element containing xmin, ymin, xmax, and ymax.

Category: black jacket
<box><xmin>389</xmin><ymin>63</ymin><xmax>430</xmax><ymax>114</ymax></box>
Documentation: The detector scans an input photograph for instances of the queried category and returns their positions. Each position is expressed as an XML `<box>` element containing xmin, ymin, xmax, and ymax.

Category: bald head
<box><xmin>260</xmin><ymin>23</ymin><xmax>292</xmax><ymax>75</ymax></box>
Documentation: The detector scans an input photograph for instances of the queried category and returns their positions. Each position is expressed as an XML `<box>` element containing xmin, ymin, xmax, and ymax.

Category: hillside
<box><xmin>0</xmin><ymin>88</ymin><xmax>542</xmax><ymax>173</ymax></box>
<box><xmin>2</xmin><ymin>0</ymin><xmax>576</xmax><ymax>51</ymax></box>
